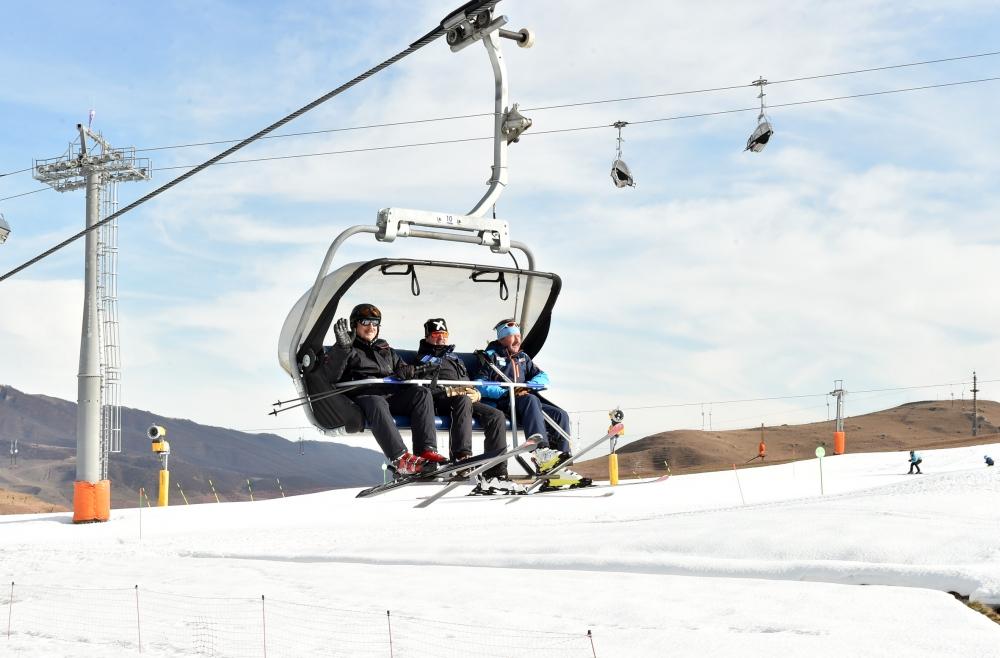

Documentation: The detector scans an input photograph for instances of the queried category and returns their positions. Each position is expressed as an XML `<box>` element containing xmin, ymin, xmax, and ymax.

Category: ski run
<box><xmin>2</xmin><ymin>440</ymin><xmax>999</xmax><ymax>657</ymax></box>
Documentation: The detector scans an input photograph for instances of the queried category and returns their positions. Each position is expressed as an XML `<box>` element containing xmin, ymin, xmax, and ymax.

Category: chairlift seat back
<box><xmin>611</xmin><ymin>159</ymin><xmax>635</xmax><ymax>188</ymax></box>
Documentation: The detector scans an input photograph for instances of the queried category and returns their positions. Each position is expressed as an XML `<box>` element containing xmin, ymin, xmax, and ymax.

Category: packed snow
<box><xmin>2</xmin><ymin>442</ymin><xmax>999</xmax><ymax>657</ymax></box>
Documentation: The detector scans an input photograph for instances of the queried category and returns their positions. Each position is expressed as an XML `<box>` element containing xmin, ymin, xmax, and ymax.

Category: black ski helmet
<box><xmin>349</xmin><ymin>303</ymin><xmax>382</xmax><ymax>337</ymax></box>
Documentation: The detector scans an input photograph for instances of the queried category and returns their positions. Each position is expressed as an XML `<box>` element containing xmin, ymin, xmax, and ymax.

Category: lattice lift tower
<box><xmin>33</xmin><ymin>124</ymin><xmax>150</xmax><ymax>523</ymax></box>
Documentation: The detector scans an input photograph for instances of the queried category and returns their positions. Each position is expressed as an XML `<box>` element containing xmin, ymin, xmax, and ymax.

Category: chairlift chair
<box><xmin>277</xmin><ymin>4</ymin><xmax>551</xmax><ymax>459</ymax></box>
<box><xmin>745</xmin><ymin>76</ymin><xmax>773</xmax><ymax>152</ymax></box>
<box><xmin>611</xmin><ymin>159</ymin><xmax>635</xmax><ymax>188</ymax></box>
<box><xmin>0</xmin><ymin>213</ymin><xmax>10</xmax><ymax>244</ymax></box>
<box><xmin>609</xmin><ymin>121</ymin><xmax>635</xmax><ymax>188</ymax></box>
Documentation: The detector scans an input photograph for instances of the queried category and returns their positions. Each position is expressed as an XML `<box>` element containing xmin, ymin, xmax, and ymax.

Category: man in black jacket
<box><xmin>416</xmin><ymin>318</ymin><xmax>508</xmax><ymax>479</ymax></box>
<box><xmin>320</xmin><ymin>303</ymin><xmax>445</xmax><ymax>475</ymax></box>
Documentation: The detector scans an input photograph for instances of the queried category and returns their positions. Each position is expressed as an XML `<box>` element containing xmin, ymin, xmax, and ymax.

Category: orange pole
<box><xmin>73</xmin><ymin>480</ymin><xmax>110</xmax><ymax>523</ymax></box>
<box><xmin>833</xmin><ymin>431</ymin><xmax>846</xmax><ymax>455</ymax></box>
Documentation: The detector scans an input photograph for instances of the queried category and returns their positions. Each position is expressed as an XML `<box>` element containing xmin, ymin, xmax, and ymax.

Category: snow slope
<box><xmin>2</xmin><ymin>442</ymin><xmax>999</xmax><ymax>657</ymax></box>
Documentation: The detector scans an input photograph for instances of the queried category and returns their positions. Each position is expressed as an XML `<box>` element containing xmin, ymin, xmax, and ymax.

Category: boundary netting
<box><xmin>2</xmin><ymin>581</ymin><xmax>599</xmax><ymax>657</ymax></box>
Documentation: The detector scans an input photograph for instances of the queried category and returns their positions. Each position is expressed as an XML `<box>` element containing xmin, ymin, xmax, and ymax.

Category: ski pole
<box><xmin>269</xmin><ymin>385</ymin><xmax>368</xmax><ymax>416</ymax></box>
<box><xmin>478</xmin><ymin>355</ymin><xmax>575</xmax><ymax>445</ymax></box>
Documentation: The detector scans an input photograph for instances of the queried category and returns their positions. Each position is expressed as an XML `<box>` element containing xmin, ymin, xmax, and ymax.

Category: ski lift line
<box><xmin>0</xmin><ymin>5</ymin><xmax>467</xmax><ymax>284</ymax></box>
<box><xmin>0</xmin><ymin>187</ymin><xmax>48</xmax><ymax>202</ymax></box>
<box><xmin>115</xmin><ymin>76</ymin><xmax>1000</xmax><ymax>174</ymax></box>
<box><xmin>153</xmin><ymin>135</ymin><xmax>496</xmax><ymax>171</ymax></box>
<box><xmin>4</xmin><ymin>68</ymin><xmax>1000</xmax><ymax>186</ymax></box>
<box><xmin>4</xmin><ymin>75</ymin><xmax>1000</xmax><ymax>233</ymax></box>
<box><xmin>568</xmin><ymin>378</ymin><xmax>997</xmax><ymax>415</ymax></box>
<box><xmin>110</xmin><ymin>74</ymin><xmax>1000</xmax><ymax>177</ymax></box>
<box><xmin>133</xmin><ymin>111</ymin><xmax>497</xmax><ymax>153</ymax></box>
<box><xmin>0</xmin><ymin>166</ymin><xmax>33</xmax><ymax>179</ymax></box>
<box><xmin>42</xmin><ymin>48</ymin><xmax>1000</xmax><ymax>160</ymax></box>
<box><xmin>767</xmin><ymin>50</ymin><xmax>1000</xmax><ymax>86</ymax></box>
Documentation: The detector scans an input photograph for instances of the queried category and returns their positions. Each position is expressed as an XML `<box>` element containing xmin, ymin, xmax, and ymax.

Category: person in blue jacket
<box><xmin>908</xmin><ymin>450</ymin><xmax>923</xmax><ymax>474</ymax></box>
<box><xmin>476</xmin><ymin>319</ymin><xmax>572</xmax><ymax>458</ymax></box>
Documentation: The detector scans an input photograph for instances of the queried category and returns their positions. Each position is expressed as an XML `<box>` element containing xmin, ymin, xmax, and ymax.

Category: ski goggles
<box><xmin>357</xmin><ymin>318</ymin><xmax>380</xmax><ymax>327</ymax></box>
<box><xmin>494</xmin><ymin>319</ymin><xmax>520</xmax><ymax>339</ymax></box>
<box><xmin>428</xmin><ymin>330</ymin><xmax>449</xmax><ymax>338</ymax></box>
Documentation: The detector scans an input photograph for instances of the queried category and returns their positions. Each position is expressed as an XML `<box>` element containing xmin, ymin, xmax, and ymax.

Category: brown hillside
<box><xmin>0</xmin><ymin>487</ymin><xmax>68</xmax><ymax>515</ymax></box>
<box><xmin>575</xmin><ymin>399</ymin><xmax>1000</xmax><ymax>480</ymax></box>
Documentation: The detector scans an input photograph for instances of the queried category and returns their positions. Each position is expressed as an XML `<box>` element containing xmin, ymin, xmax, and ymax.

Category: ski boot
<box><xmin>451</xmin><ymin>451</ymin><xmax>475</xmax><ymax>478</ymax></box>
<box><xmin>532</xmin><ymin>447</ymin><xmax>569</xmax><ymax>474</ymax></box>
<box><xmin>539</xmin><ymin>468</ymin><xmax>593</xmax><ymax>492</ymax></box>
<box><xmin>471</xmin><ymin>475</ymin><xmax>527</xmax><ymax>496</ymax></box>
<box><xmin>390</xmin><ymin>451</ymin><xmax>432</xmax><ymax>477</ymax></box>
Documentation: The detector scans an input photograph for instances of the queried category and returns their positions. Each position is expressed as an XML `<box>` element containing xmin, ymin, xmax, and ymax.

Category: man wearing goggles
<box><xmin>477</xmin><ymin>319</ymin><xmax>574</xmax><ymax>476</ymax></box>
<box><xmin>320</xmin><ymin>303</ymin><xmax>446</xmax><ymax>475</ymax></box>
<box><xmin>416</xmin><ymin>318</ymin><xmax>508</xmax><ymax>480</ymax></box>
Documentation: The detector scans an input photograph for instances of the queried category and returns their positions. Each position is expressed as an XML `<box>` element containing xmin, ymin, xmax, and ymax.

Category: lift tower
<box><xmin>830</xmin><ymin>380</ymin><xmax>846</xmax><ymax>455</ymax></box>
<box><xmin>33</xmin><ymin>125</ymin><xmax>150</xmax><ymax>523</ymax></box>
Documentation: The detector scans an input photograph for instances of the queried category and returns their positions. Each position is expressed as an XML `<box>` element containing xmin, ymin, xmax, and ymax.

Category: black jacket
<box><xmin>415</xmin><ymin>339</ymin><xmax>471</xmax><ymax>399</ymax></box>
<box><xmin>323</xmin><ymin>336</ymin><xmax>414</xmax><ymax>384</ymax></box>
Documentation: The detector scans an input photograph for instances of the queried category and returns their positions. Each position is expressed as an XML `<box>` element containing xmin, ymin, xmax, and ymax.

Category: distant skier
<box><xmin>908</xmin><ymin>450</ymin><xmax>923</xmax><ymax>474</ymax></box>
<box><xmin>986</xmin><ymin>455</ymin><xmax>995</xmax><ymax>467</ymax></box>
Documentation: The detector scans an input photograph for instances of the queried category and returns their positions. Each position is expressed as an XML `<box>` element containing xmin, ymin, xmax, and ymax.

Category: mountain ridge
<box><xmin>0</xmin><ymin>384</ymin><xmax>385</xmax><ymax>510</ymax></box>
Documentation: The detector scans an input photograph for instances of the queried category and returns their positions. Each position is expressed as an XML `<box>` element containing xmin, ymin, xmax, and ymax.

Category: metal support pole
<box><xmin>386</xmin><ymin>610</ymin><xmax>394</xmax><ymax>658</ymax></box>
<box><xmin>7</xmin><ymin>581</ymin><xmax>13</xmax><ymax>640</ymax></box>
<box><xmin>971</xmin><ymin>371</ymin><xmax>979</xmax><ymax>436</ymax></box>
<box><xmin>76</xmin><ymin>169</ymin><xmax>103</xmax><ymax>486</ymax></box>
<box><xmin>134</xmin><ymin>585</ymin><xmax>141</xmax><ymax>654</ymax></box>
<box><xmin>468</xmin><ymin>30</ymin><xmax>509</xmax><ymax>218</ymax></box>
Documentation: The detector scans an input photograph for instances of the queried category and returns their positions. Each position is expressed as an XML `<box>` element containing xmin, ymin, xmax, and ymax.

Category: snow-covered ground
<box><xmin>2</xmin><ymin>442</ymin><xmax>999</xmax><ymax>657</ymax></box>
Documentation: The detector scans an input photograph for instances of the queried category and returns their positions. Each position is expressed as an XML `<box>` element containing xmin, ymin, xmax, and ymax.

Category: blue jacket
<box><xmin>909</xmin><ymin>451</ymin><xmax>921</xmax><ymax>463</ymax></box>
<box><xmin>475</xmin><ymin>340</ymin><xmax>549</xmax><ymax>400</ymax></box>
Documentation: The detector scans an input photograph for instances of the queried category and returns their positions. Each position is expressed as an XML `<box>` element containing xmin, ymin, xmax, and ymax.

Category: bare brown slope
<box><xmin>575</xmin><ymin>399</ymin><xmax>1000</xmax><ymax>480</ymax></box>
<box><xmin>0</xmin><ymin>487</ymin><xmax>68</xmax><ymax>514</ymax></box>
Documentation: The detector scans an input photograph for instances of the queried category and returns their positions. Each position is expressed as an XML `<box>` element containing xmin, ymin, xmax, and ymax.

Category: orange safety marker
<box><xmin>833</xmin><ymin>431</ymin><xmax>846</xmax><ymax>455</ymax></box>
<box><xmin>73</xmin><ymin>480</ymin><xmax>110</xmax><ymax>523</ymax></box>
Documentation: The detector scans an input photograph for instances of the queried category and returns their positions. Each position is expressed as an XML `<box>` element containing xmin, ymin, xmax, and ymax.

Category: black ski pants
<box><xmin>351</xmin><ymin>385</ymin><xmax>438</xmax><ymax>461</ymax></box>
<box><xmin>435</xmin><ymin>395</ymin><xmax>507</xmax><ymax>461</ymax></box>
<box><xmin>908</xmin><ymin>460</ymin><xmax>922</xmax><ymax>474</ymax></box>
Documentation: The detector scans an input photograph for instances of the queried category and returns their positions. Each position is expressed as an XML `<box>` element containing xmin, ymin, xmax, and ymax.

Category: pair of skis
<box><xmin>419</xmin><ymin>421</ymin><xmax>625</xmax><ymax>507</ymax></box>
<box><xmin>356</xmin><ymin>449</ymin><xmax>505</xmax><ymax>498</ymax></box>
<box><xmin>356</xmin><ymin>420</ymin><xmax>625</xmax><ymax>506</ymax></box>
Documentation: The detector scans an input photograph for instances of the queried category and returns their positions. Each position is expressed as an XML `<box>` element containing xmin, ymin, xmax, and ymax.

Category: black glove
<box><xmin>333</xmin><ymin>318</ymin><xmax>352</xmax><ymax>348</ymax></box>
<box><xmin>396</xmin><ymin>362</ymin><xmax>439</xmax><ymax>381</ymax></box>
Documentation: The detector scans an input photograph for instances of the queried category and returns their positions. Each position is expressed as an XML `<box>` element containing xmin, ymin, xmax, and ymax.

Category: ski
<box><xmin>414</xmin><ymin>440</ymin><xmax>538</xmax><ymax>508</ymax></box>
<box><xmin>356</xmin><ymin>449</ymin><xmax>502</xmax><ymax>498</ymax></box>
<box><xmin>496</xmin><ymin>490</ymin><xmax>615</xmax><ymax>500</ymax></box>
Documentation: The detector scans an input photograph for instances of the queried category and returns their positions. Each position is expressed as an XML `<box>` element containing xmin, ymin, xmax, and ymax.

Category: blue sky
<box><xmin>2</xmin><ymin>0</ymin><xmax>1000</xmax><ymax>450</ymax></box>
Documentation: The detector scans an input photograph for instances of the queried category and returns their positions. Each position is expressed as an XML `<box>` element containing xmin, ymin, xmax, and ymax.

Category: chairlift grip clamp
<box><xmin>376</xmin><ymin>207</ymin><xmax>510</xmax><ymax>253</ymax></box>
